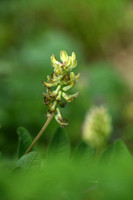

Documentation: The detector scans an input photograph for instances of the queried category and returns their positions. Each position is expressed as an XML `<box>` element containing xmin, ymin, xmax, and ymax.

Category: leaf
<box><xmin>100</xmin><ymin>140</ymin><xmax>132</xmax><ymax>163</ymax></box>
<box><xmin>17</xmin><ymin>127</ymin><xmax>33</xmax><ymax>158</ymax></box>
<box><xmin>73</xmin><ymin>141</ymin><xmax>95</xmax><ymax>163</ymax></box>
<box><xmin>16</xmin><ymin>151</ymin><xmax>40</xmax><ymax>170</ymax></box>
<box><xmin>47</xmin><ymin>127</ymin><xmax>70</xmax><ymax>159</ymax></box>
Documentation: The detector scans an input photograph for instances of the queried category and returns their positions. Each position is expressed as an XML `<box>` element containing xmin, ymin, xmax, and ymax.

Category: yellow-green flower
<box><xmin>43</xmin><ymin>50</ymin><xmax>80</xmax><ymax>127</ymax></box>
<box><xmin>82</xmin><ymin>106</ymin><xmax>112</xmax><ymax>148</ymax></box>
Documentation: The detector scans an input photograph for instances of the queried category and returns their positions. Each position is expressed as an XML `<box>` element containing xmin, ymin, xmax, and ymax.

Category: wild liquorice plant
<box><xmin>25</xmin><ymin>50</ymin><xmax>80</xmax><ymax>154</ymax></box>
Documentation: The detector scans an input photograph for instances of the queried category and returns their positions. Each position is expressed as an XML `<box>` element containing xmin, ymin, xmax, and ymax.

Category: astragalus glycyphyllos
<box><xmin>43</xmin><ymin>50</ymin><xmax>80</xmax><ymax>127</ymax></box>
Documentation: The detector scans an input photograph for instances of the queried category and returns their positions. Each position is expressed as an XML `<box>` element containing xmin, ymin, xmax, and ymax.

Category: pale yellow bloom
<box><xmin>82</xmin><ymin>106</ymin><xmax>112</xmax><ymax>147</ymax></box>
<box><xmin>43</xmin><ymin>50</ymin><xmax>80</xmax><ymax>127</ymax></box>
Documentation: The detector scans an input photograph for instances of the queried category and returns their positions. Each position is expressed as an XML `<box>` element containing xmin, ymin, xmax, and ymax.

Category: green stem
<box><xmin>25</xmin><ymin>113</ymin><xmax>54</xmax><ymax>154</ymax></box>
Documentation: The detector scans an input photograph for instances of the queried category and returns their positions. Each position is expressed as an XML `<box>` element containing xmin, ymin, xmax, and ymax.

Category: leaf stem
<box><xmin>25</xmin><ymin>113</ymin><xmax>54</xmax><ymax>154</ymax></box>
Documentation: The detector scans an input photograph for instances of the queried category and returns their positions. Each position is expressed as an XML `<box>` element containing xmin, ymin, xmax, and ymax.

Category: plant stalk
<box><xmin>25</xmin><ymin>113</ymin><xmax>54</xmax><ymax>154</ymax></box>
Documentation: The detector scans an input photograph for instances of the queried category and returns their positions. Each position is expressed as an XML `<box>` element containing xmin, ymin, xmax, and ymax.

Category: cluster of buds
<box><xmin>42</xmin><ymin>50</ymin><xmax>80</xmax><ymax>127</ymax></box>
<box><xmin>82</xmin><ymin>106</ymin><xmax>112</xmax><ymax>148</ymax></box>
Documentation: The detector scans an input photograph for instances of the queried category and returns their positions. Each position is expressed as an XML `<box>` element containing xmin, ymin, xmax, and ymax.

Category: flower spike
<box><xmin>43</xmin><ymin>50</ymin><xmax>80</xmax><ymax>127</ymax></box>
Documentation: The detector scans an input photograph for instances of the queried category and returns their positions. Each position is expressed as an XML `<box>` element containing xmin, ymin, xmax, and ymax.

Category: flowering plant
<box><xmin>25</xmin><ymin>50</ymin><xmax>80</xmax><ymax>153</ymax></box>
<box><xmin>43</xmin><ymin>50</ymin><xmax>80</xmax><ymax>127</ymax></box>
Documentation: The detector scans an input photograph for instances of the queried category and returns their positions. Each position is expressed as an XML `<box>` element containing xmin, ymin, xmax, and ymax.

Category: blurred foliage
<box><xmin>0</xmin><ymin>127</ymin><xmax>133</xmax><ymax>200</ymax></box>
<box><xmin>0</xmin><ymin>0</ymin><xmax>127</xmax><ymax>56</ymax></box>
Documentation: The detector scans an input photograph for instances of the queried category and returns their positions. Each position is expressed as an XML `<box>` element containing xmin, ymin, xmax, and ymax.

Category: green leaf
<box><xmin>16</xmin><ymin>151</ymin><xmax>40</xmax><ymax>170</ymax></box>
<box><xmin>47</xmin><ymin>127</ymin><xmax>70</xmax><ymax>159</ymax></box>
<box><xmin>17</xmin><ymin>127</ymin><xmax>33</xmax><ymax>158</ymax></box>
<box><xmin>100</xmin><ymin>140</ymin><xmax>132</xmax><ymax>163</ymax></box>
<box><xmin>73</xmin><ymin>141</ymin><xmax>95</xmax><ymax>163</ymax></box>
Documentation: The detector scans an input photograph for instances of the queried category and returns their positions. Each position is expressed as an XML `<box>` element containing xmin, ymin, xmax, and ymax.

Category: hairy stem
<box><xmin>25</xmin><ymin>113</ymin><xmax>54</xmax><ymax>154</ymax></box>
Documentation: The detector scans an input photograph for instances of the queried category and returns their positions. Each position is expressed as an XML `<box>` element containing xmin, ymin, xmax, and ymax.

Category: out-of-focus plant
<box><xmin>82</xmin><ymin>106</ymin><xmax>112</xmax><ymax>148</ymax></box>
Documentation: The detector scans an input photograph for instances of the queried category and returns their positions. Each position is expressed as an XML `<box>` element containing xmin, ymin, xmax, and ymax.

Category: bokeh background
<box><xmin>1</xmin><ymin>0</ymin><xmax>133</xmax><ymax>156</ymax></box>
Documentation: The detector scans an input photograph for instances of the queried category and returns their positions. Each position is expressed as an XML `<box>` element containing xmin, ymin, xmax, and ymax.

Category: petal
<box><xmin>55</xmin><ymin>115</ymin><xmax>68</xmax><ymax>127</ymax></box>
<box><xmin>71</xmin><ymin>60</ymin><xmax>77</xmax><ymax>70</ymax></box>
<box><xmin>47</xmin><ymin>75</ymin><xmax>53</xmax><ymax>83</ymax></box>
<box><xmin>60</xmin><ymin>50</ymin><xmax>68</xmax><ymax>63</ymax></box>
<box><xmin>56</xmin><ymin>91</ymin><xmax>62</xmax><ymax>102</ymax></box>
<box><xmin>72</xmin><ymin>52</ymin><xmax>76</xmax><ymax>61</ymax></box>
<box><xmin>42</xmin><ymin>81</ymin><xmax>58</xmax><ymax>88</ymax></box>
<box><xmin>55</xmin><ymin>108</ymin><xmax>68</xmax><ymax>127</ymax></box>
<box><xmin>49</xmin><ymin>101</ymin><xmax>57</xmax><ymax>112</ymax></box>
<box><xmin>54</xmin><ymin>65</ymin><xmax>63</xmax><ymax>75</ymax></box>
<box><xmin>50</xmin><ymin>90</ymin><xmax>58</xmax><ymax>98</ymax></box>
<box><xmin>51</xmin><ymin>54</ymin><xmax>57</xmax><ymax>67</ymax></box>
<box><xmin>51</xmin><ymin>54</ymin><xmax>61</xmax><ymax>67</ymax></box>
<box><xmin>62</xmin><ymin>82</ymin><xmax>74</xmax><ymax>91</ymax></box>
<box><xmin>70</xmin><ymin>72</ymin><xmax>75</xmax><ymax>80</ymax></box>
<box><xmin>65</xmin><ymin>56</ymin><xmax>71</xmax><ymax>67</ymax></box>
<box><xmin>56</xmin><ymin>108</ymin><xmax>63</xmax><ymax>121</ymax></box>
<box><xmin>75</xmin><ymin>73</ymin><xmax>80</xmax><ymax>80</ymax></box>
<box><xmin>62</xmin><ymin>92</ymin><xmax>79</xmax><ymax>103</ymax></box>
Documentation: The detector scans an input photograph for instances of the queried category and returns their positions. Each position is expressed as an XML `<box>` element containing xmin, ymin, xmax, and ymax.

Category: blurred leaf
<box><xmin>89</xmin><ymin>63</ymin><xmax>126</xmax><ymax>99</ymax></box>
<box><xmin>100</xmin><ymin>140</ymin><xmax>132</xmax><ymax>163</ymax></box>
<box><xmin>73</xmin><ymin>141</ymin><xmax>95</xmax><ymax>163</ymax></box>
<box><xmin>47</xmin><ymin>127</ymin><xmax>70</xmax><ymax>159</ymax></box>
<box><xmin>44</xmin><ymin>0</ymin><xmax>126</xmax><ymax>55</ymax></box>
<box><xmin>16</xmin><ymin>151</ymin><xmax>40</xmax><ymax>170</ymax></box>
<box><xmin>17</xmin><ymin>127</ymin><xmax>33</xmax><ymax>158</ymax></box>
<box><xmin>0</xmin><ymin>152</ymin><xmax>2</xmax><ymax>160</ymax></box>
